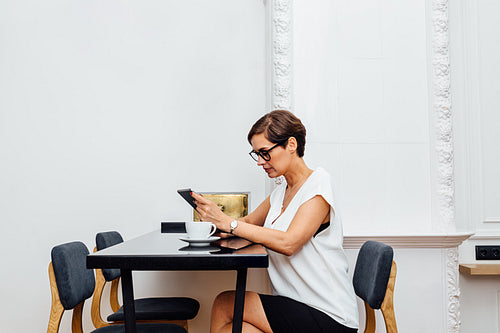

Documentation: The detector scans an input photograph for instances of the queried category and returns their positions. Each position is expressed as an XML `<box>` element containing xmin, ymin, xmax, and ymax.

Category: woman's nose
<box><xmin>257</xmin><ymin>155</ymin><xmax>266</xmax><ymax>166</ymax></box>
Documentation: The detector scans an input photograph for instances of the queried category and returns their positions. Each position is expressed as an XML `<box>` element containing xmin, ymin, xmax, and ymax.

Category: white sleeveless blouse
<box><xmin>263</xmin><ymin>167</ymin><xmax>359</xmax><ymax>329</ymax></box>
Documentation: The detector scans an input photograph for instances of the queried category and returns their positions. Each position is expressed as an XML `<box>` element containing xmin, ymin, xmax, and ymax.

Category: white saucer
<box><xmin>179</xmin><ymin>236</ymin><xmax>220</xmax><ymax>247</ymax></box>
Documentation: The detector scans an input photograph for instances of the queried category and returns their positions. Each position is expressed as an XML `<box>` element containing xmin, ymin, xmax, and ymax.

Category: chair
<box><xmin>47</xmin><ymin>241</ymin><xmax>186</xmax><ymax>333</ymax></box>
<box><xmin>91</xmin><ymin>231</ymin><xmax>199</xmax><ymax>331</ymax></box>
<box><xmin>353</xmin><ymin>241</ymin><xmax>398</xmax><ymax>333</ymax></box>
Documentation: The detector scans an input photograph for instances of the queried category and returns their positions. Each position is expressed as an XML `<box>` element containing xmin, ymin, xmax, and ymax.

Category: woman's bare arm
<box><xmin>193</xmin><ymin>191</ymin><xmax>330</xmax><ymax>256</ymax></box>
<box><xmin>239</xmin><ymin>196</ymin><xmax>270</xmax><ymax>226</ymax></box>
<box><xmin>230</xmin><ymin>195</ymin><xmax>330</xmax><ymax>255</ymax></box>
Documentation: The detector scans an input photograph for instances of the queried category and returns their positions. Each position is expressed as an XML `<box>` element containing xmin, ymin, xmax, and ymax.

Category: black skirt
<box><xmin>258</xmin><ymin>294</ymin><xmax>357</xmax><ymax>333</ymax></box>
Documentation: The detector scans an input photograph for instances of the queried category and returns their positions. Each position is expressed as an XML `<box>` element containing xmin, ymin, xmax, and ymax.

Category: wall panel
<box><xmin>0</xmin><ymin>1</ymin><xmax>267</xmax><ymax>332</ymax></box>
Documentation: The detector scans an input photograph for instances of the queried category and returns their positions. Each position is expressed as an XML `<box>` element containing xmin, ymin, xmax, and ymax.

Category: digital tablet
<box><xmin>177</xmin><ymin>188</ymin><xmax>197</xmax><ymax>209</ymax></box>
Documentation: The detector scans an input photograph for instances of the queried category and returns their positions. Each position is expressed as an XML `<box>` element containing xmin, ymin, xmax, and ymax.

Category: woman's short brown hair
<box><xmin>247</xmin><ymin>110</ymin><xmax>306</xmax><ymax>157</ymax></box>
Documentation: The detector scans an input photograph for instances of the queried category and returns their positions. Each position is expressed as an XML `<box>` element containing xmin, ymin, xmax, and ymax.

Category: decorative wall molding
<box><xmin>266</xmin><ymin>0</ymin><xmax>293</xmax><ymax>195</ymax></box>
<box><xmin>431</xmin><ymin>2</ymin><xmax>461</xmax><ymax>330</ymax></box>
<box><xmin>446</xmin><ymin>247</ymin><xmax>460</xmax><ymax>333</ymax></box>
<box><xmin>270</xmin><ymin>0</ymin><xmax>292</xmax><ymax>110</ymax></box>
<box><xmin>432</xmin><ymin>0</ymin><xmax>455</xmax><ymax>234</ymax></box>
<box><xmin>343</xmin><ymin>233</ymin><xmax>473</xmax><ymax>249</ymax></box>
<box><xmin>271</xmin><ymin>0</ymin><xmax>463</xmax><ymax>331</ymax></box>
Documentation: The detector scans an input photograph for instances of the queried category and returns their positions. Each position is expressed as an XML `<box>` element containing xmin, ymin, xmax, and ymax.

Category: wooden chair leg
<box><xmin>91</xmin><ymin>267</ymin><xmax>111</xmax><ymax>328</ymax></box>
<box><xmin>47</xmin><ymin>263</ymin><xmax>65</xmax><ymax>333</ymax></box>
<box><xmin>381</xmin><ymin>261</ymin><xmax>398</xmax><ymax>333</ymax></box>
<box><xmin>72</xmin><ymin>302</ymin><xmax>84</xmax><ymax>333</ymax></box>
<box><xmin>91</xmin><ymin>246</ymin><xmax>112</xmax><ymax>328</ymax></box>
<box><xmin>110</xmin><ymin>278</ymin><xmax>121</xmax><ymax>312</ymax></box>
<box><xmin>364</xmin><ymin>302</ymin><xmax>376</xmax><ymax>333</ymax></box>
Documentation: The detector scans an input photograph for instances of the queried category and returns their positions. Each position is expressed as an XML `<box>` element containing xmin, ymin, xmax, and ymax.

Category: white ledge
<box><xmin>343</xmin><ymin>232</ymin><xmax>474</xmax><ymax>249</ymax></box>
<box><xmin>468</xmin><ymin>232</ymin><xmax>500</xmax><ymax>240</ymax></box>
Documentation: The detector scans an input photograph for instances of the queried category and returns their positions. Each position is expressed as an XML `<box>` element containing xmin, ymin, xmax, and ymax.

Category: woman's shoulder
<box><xmin>303</xmin><ymin>167</ymin><xmax>335</xmax><ymax>201</ymax></box>
<box><xmin>311</xmin><ymin>166</ymin><xmax>332</xmax><ymax>184</ymax></box>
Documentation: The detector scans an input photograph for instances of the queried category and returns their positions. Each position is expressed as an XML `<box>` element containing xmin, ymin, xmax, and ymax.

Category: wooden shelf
<box><xmin>459</xmin><ymin>264</ymin><xmax>500</xmax><ymax>276</ymax></box>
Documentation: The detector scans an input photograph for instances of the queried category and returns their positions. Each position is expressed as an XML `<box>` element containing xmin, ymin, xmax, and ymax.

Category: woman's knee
<box><xmin>215</xmin><ymin>290</ymin><xmax>235</xmax><ymax>303</ymax></box>
<box><xmin>213</xmin><ymin>290</ymin><xmax>236</xmax><ymax>312</ymax></box>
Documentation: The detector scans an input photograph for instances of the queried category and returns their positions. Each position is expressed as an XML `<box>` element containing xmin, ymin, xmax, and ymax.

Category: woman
<box><xmin>192</xmin><ymin>110</ymin><xmax>359</xmax><ymax>333</ymax></box>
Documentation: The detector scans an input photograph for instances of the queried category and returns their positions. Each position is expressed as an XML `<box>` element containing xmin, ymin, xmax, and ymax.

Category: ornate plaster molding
<box><xmin>271</xmin><ymin>0</ymin><xmax>292</xmax><ymax>110</ymax></box>
<box><xmin>432</xmin><ymin>1</ymin><xmax>460</xmax><ymax>331</ymax></box>
<box><xmin>433</xmin><ymin>0</ymin><xmax>455</xmax><ymax>233</ymax></box>
<box><xmin>446</xmin><ymin>247</ymin><xmax>460</xmax><ymax>333</ymax></box>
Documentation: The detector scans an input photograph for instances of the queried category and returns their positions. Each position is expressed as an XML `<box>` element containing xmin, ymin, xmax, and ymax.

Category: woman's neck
<box><xmin>283</xmin><ymin>159</ymin><xmax>312</xmax><ymax>188</ymax></box>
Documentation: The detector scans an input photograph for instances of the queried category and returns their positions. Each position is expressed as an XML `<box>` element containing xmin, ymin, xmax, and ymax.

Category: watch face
<box><xmin>231</xmin><ymin>220</ymin><xmax>238</xmax><ymax>228</ymax></box>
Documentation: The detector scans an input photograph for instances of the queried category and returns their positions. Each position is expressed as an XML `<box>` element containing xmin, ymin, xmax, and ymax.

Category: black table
<box><xmin>87</xmin><ymin>230</ymin><xmax>269</xmax><ymax>333</ymax></box>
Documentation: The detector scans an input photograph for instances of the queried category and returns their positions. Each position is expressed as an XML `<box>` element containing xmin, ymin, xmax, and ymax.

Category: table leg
<box><xmin>232</xmin><ymin>268</ymin><xmax>248</xmax><ymax>333</ymax></box>
<box><xmin>121</xmin><ymin>269</ymin><xmax>137</xmax><ymax>333</ymax></box>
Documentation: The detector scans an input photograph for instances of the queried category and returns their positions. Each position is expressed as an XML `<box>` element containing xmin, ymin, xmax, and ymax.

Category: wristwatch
<box><xmin>230</xmin><ymin>220</ymin><xmax>239</xmax><ymax>234</ymax></box>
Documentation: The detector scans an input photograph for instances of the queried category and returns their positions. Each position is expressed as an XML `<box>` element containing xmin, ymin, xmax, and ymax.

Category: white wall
<box><xmin>293</xmin><ymin>0</ymin><xmax>431</xmax><ymax>235</ymax></box>
<box><xmin>290</xmin><ymin>1</ymin><xmax>453</xmax><ymax>331</ymax></box>
<box><xmin>451</xmin><ymin>0</ymin><xmax>500</xmax><ymax>332</ymax></box>
<box><xmin>2</xmin><ymin>0</ymin><xmax>498</xmax><ymax>332</ymax></box>
<box><xmin>0</xmin><ymin>1</ymin><xmax>267</xmax><ymax>332</ymax></box>
<box><xmin>291</xmin><ymin>0</ymin><xmax>497</xmax><ymax>332</ymax></box>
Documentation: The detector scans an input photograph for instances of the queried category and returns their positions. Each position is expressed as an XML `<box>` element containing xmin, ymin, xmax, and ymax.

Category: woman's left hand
<box><xmin>191</xmin><ymin>192</ymin><xmax>232</xmax><ymax>230</ymax></box>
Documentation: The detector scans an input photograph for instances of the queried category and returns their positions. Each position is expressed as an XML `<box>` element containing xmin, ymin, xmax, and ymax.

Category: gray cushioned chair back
<box><xmin>51</xmin><ymin>241</ymin><xmax>95</xmax><ymax>310</ymax></box>
<box><xmin>95</xmin><ymin>231</ymin><xmax>124</xmax><ymax>281</ymax></box>
<box><xmin>353</xmin><ymin>240</ymin><xmax>394</xmax><ymax>309</ymax></box>
<box><xmin>161</xmin><ymin>222</ymin><xmax>186</xmax><ymax>233</ymax></box>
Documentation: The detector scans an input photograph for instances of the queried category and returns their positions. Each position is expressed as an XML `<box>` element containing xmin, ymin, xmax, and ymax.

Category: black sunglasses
<box><xmin>249</xmin><ymin>141</ymin><xmax>287</xmax><ymax>162</ymax></box>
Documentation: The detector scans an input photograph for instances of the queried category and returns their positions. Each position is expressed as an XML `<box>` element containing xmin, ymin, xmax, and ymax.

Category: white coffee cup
<box><xmin>185</xmin><ymin>222</ymin><xmax>217</xmax><ymax>239</ymax></box>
